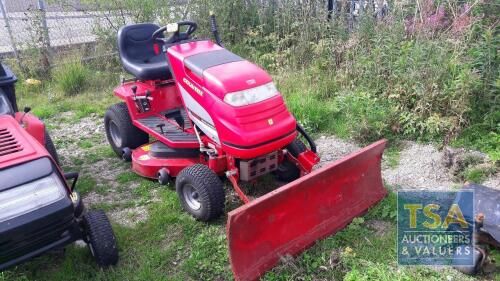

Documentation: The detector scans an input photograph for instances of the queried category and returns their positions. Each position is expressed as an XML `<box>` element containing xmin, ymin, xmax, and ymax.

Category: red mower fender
<box><xmin>15</xmin><ymin>112</ymin><xmax>46</xmax><ymax>145</ymax></box>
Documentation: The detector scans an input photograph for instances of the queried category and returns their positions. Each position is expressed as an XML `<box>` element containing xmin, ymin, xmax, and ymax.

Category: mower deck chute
<box><xmin>227</xmin><ymin>140</ymin><xmax>387</xmax><ymax>281</ymax></box>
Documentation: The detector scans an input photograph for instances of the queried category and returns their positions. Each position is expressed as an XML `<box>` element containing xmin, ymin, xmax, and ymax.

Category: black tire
<box><xmin>275</xmin><ymin>139</ymin><xmax>307</xmax><ymax>182</ymax></box>
<box><xmin>122</xmin><ymin>147</ymin><xmax>132</xmax><ymax>162</ymax></box>
<box><xmin>44</xmin><ymin>129</ymin><xmax>60</xmax><ymax>165</ymax></box>
<box><xmin>157</xmin><ymin>168</ymin><xmax>170</xmax><ymax>185</ymax></box>
<box><xmin>82</xmin><ymin>210</ymin><xmax>119</xmax><ymax>267</ymax></box>
<box><xmin>453</xmin><ymin>245</ymin><xmax>484</xmax><ymax>275</ymax></box>
<box><xmin>175</xmin><ymin>164</ymin><xmax>225</xmax><ymax>221</ymax></box>
<box><xmin>287</xmin><ymin>138</ymin><xmax>307</xmax><ymax>158</ymax></box>
<box><xmin>104</xmin><ymin>102</ymin><xmax>148</xmax><ymax>157</ymax></box>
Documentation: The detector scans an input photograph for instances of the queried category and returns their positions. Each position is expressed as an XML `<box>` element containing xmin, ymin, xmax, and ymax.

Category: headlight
<box><xmin>223</xmin><ymin>82</ymin><xmax>279</xmax><ymax>107</ymax></box>
<box><xmin>0</xmin><ymin>173</ymin><xmax>67</xmax><ymax>223</ymax></box>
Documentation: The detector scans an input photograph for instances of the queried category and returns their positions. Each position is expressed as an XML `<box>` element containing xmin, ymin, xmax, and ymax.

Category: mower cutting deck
<box><xmin>105</xmin><ymin>16</ymin><xmax>387</xmax><ymax>280</ymax></box>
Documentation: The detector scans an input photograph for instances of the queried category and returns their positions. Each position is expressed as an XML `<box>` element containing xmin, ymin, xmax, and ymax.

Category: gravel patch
<box><xmin>315</xmin><ymin>135</ymin><xmax>360</xmax><ymax>168</ymax></box>
<box><xmin>46</xmin><ymin>111</ymin><xmax>155</xmax><ymax>226</ymax></box>
<box><xmin>382</xmin><ymin>141</ymin><xmax>456</xmax><ymax>190</ymax></box>
<box><xmin>483</xmin><ymin>176</ymin><xmax>500</xmax><ymax>189</ymax></box>
<box><xmin>47</xmin><ymin>112</ymin><xmax>106</xmax><ymax>163</ymax></box>
<box><xmin>82</xmin><ymin>181</ymin><xmax>140</xmax><ymax>206</ymax></box>
<box><xmin>314</xmin><ymin>137</ymin><xmax>496</xmax><ymax>190</ymax></box>
<box><xmin>85</xmin><ymin>159</ymin><xmax>127</xmax><ymax>187</ymax></box>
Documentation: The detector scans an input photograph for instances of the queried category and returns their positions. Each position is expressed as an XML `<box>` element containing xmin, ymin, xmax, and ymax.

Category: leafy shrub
<box><xmin>330</xmin><ymin>91</ymin><xmax>395</xmax><ymax>142</ymax></box>
<box><xmin>53</xmin><ymin>61</ymin><xmax>91</xmax><ymax>96</ymax></box>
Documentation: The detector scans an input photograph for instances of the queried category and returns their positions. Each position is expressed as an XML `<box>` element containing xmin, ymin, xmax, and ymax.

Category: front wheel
<box><xmin>275</xmin><ymin>139</ymin><xmax>307</xmax><ymax>182</ymax></box>
<box><xmin>82</xmin><ymin>210</ymin><xmax>119</xmax><ymax>267</ymax></box>
<box><xmin>175</xmin><ymin>164</ymin><xmax>225</xmax><ymax>221</ymax></box>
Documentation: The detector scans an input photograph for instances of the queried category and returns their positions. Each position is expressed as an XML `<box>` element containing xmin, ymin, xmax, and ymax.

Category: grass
<box><xmin>384</xmin><ymin>145</ymin><xmax>402</xmax><ymax>169</ymax></box>
<box><xmin>464</xmin><ymin>166</ymin><xmax>496</xmax><ymax>184</ymax></box>
<box><xmin>116</xmin><ymin>171</ymin><xmax>139</xmax><ymax>184</ymax></box>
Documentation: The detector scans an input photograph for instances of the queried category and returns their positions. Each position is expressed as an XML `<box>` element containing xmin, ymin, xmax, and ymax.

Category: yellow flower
<box><xmin>25</xmin><ymin>79</ymin><xmax>42</xmax><ymax>86</ymax></box>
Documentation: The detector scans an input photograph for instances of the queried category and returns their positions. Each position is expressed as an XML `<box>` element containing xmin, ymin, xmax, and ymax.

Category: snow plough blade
<box><xmin>227</xmin><ymin>139</ymin><xmax>388</xmax><ymax>281</ymax></box>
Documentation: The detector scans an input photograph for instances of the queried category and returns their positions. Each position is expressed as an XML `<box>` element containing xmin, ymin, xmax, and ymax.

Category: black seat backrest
<box><xmin>118</xmin><ymin>23</ymin><xmax>162</xmax><ymax>63</ymax></box>
<box><xmin>117</xmin><ymin>23</ymin><xmax>175</xmax><ymax>81</ymax></box>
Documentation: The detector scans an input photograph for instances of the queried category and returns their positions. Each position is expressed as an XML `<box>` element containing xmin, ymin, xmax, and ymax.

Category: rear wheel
<box><xmin>104</xmin><ymin>102</ymin><xmax>148</xmax><ymax>157</ymax></box>
<box><xmin>275</xmin><ymin>139</ymin><xmax>307</xmax><ymax>182</ymax></box>
<box><xmin>175</xmin><ymin>164</ymin><xmax>225</xmax><ymax>221</ymax></box>
<box><xmin>44</xmin><ymin>129</ymin><xmax>60</xmax><ymax>165</ymax></box>
<box><xmin>82</xmin><ymin>210</ymin><xmax>119</xmax><ymax>267</ymax></box>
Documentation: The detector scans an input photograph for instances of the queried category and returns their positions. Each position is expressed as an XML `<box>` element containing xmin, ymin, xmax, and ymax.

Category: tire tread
<box><xmin>83</xmin><ymin>210</ymin><xmax>118</xmax><ymax>267</ymax></box>
<box><xmin>176</xmin><ymin>164</ymin><xmax>225</xmax><ymax>221</ymax></box>
<box><xmin>104</xmin><ymin>102</ymin><xmax>148</xmax><ymax>157</ymax></box>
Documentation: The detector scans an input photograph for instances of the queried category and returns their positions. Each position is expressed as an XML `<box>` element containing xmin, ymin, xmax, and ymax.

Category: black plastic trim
<box><xmin>0</xmin><ymin>219</ymin><xmax>82</xmax><ymax>271</ymax></box>
<box><xmin>296</xmin><ymin>123</ymin><xmax>317</xmax><ymax>153</ymax></box>
<box><xmin>184</xmin><ymin>49</ymin><xmax>242</xmax><ymax>77</ymax></box>
<box><xmin>0</xmin><ymin>157</ymin><xmax>54</xmax><ymax>192</ymax></box>
<box><xmin>150</xmin><ymin>141</ymin><xmax>199</xmax><ymax>158</ymax></box>
<box><xmin>0</xmin><ymin>63</ymin><xmax>17</xmax><ymax>87</ymax></box>
<box><xmin>223</xmin><ymin>129</ymin><xmax>296</xmax><ymax>150</ymax></box>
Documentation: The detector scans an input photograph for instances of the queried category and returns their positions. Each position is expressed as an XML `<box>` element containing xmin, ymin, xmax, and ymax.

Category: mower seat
<box><xmin>117</xmin><ymin>23</ymin><xmax>172</xmax><ymax>80</ymax></box>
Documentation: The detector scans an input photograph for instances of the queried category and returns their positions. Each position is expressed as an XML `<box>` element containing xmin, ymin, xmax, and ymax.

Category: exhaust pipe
<box><xmin>209</xmin><ymin>11</ymin><xmax>223</xmax><ymax>47</ymax></box>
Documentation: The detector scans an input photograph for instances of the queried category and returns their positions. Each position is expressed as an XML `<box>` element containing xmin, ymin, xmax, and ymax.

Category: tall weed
<box><xmin>53</xmin><ymin>60</ymin><xmax>91</xmax><ymax>96</ymax></box>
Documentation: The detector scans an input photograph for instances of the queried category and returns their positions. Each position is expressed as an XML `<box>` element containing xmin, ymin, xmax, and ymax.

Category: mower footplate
<box><xmin>132</xmin><ymin>142</ymin><xmax>201</xmax><ymax>179</ymax></box>
<box><xmin>136</xmin><ymin>115</ymin><xmax>198</xmax><ymax>145</ymax></box>
<box><xmin>227</xmin><ymin>139</ymin><xmax>387</xmax><ymax>281</ymax></box>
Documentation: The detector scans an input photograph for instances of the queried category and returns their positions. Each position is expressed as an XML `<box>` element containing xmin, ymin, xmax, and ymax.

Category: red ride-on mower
<box><xmin>0</xmin><ymin>62</ymin><xmax>118</xmax><ymax>270</ymax></box>
<box><xmin>105</xmin><ymin>15</ymin><xmax>387</xmax><ymax>280</ymax></box>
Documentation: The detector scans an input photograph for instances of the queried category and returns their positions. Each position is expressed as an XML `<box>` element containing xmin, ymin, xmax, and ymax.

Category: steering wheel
<box><xmin>152</xmin><ymin>21</ymin><xmax>197</xmax><ymax>44</ymax></box>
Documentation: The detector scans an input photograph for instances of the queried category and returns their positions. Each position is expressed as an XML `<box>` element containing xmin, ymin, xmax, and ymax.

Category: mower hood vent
<box><xmin>0</xmin><ymin>127</ymin><xmax>23</xmax><ymax>157</ymax></box>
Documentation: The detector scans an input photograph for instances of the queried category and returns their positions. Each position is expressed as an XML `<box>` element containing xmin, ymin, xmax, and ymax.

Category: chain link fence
<box><xmin>0</xmin><ymin>0</ymin><xmax>127</xmax><ymax>75</ymax></box>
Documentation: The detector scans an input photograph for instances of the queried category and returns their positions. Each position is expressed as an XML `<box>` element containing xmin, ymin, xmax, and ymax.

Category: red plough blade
<box><xmin>227</xmin><ymin>139</ymin><xmax>388</xmax><ymax>281</ymax></box>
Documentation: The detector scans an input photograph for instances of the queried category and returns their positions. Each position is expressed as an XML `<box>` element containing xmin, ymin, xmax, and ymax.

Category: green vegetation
<box><xmin>52</xmin><ymin>60</ymin><xmax>91</xmax><ymax>96</ymax></box>
<box><xmin>76</xmin><ymin>176</ymin><xmax>98</xmax><ymax>196</ymax></box>
<box><xmin>464</xmin><ymin>166</ymin><xmax>497</xmax><ymax>184</ymax></box>
<box><xmin>116</xmin><ymin>171</ymin><xmax>139</xmax><ymax>184</ymax></box>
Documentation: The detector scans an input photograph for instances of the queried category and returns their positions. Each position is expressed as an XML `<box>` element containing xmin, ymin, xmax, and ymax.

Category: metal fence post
<box><xmin>0</xmin><ymin>0</ymin><xmax>24</xmax><ymax>73</ymax></box>
<box><xmin>37</xmin><ymin>0</ymin><xmax>52</xmax><ymax>72</ymax></box>
<box><xmin>349</xmin><ymin>0</ymin><xmax>355</xmax><ymax>30</ymax></box>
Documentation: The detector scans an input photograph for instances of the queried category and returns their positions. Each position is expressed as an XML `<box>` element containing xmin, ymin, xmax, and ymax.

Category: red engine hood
<box><xmin>0</xmin><ymin>115</ymin><xmax>49</xmax><ymax>170</ymax></box>
<box><xmin>203</xmin><ymin>61</ymin><xmax>273</xmax><ymax>99</ymax></box>
<box><xmin>168</xmin><ymin>40</ymin><xmax>273</xmax><ymax>99</ymax></box>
